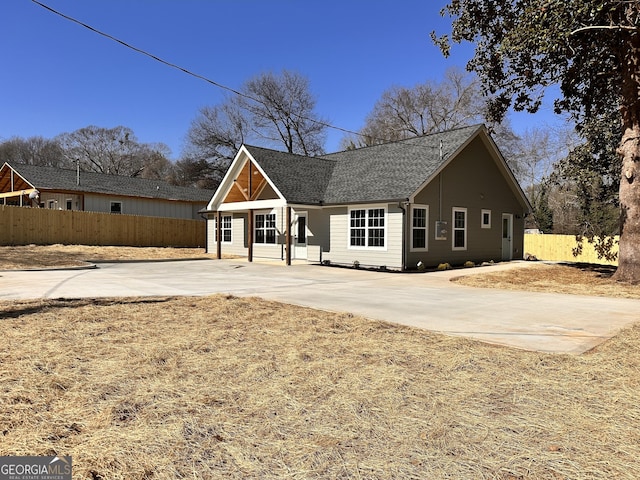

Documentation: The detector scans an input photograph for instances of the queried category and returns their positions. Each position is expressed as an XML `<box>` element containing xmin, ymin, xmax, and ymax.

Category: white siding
<box><xmin>40</xmin><ymin>193</ymin><xmax>82</xmax><ymax>211</ymax></box>
<box><xmin>208</xmin><ymin>214</ymin><xmax>249</xmax><ymax>257</ymax></box>
<box><xmin>323</xmin><ymin>204</ymin><xmax>403</xmax><ymax>269</ymax></box>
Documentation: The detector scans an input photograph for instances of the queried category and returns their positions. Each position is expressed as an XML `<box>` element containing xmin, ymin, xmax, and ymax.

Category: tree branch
<box><xmin>571</xmin><ymin>25</ymin><xmax>640</xmax><ymax>35</ymax></box>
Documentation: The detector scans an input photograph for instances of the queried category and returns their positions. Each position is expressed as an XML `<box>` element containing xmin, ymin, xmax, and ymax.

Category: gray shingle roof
<box><xmin>243</xmin><ymin>145</ymin><xmax>335</xmax><ymax>204</ymax></box>
<box><xmin>242</xmin><ymin>125</ymin><xmax>484</xmax><ymax>205</ymax></box>
<box><xmin>5</xmin><ymin>162</ymin><xmax>214</xmax><ymax>202</ymax></box>
<box><xmin>320</xmin><ymin>125</ymin><xmax>483</xmax><ymax>204</ymax></box>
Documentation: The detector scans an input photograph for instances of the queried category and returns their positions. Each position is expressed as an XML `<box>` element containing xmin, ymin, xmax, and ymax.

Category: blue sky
<box><xmin>1</xmin><ymin>1</ymin><xmax>564</xmax><ymax>159</ymax></box>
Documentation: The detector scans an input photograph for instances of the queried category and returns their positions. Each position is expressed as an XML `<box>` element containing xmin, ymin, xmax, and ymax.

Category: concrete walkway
<box><xmin>1</xmin><ymin>259</ymin><xmax>638</xmax><ymax>354</ymax></box>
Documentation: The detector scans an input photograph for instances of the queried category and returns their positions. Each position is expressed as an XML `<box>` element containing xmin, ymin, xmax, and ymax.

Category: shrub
<box><xmin>436</xmin><ymin>263</ymin><xmax>452</xmax><ymax>271</ymax></box>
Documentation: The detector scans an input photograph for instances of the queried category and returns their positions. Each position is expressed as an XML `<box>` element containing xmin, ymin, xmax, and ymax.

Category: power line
<box><xmin>31</xmin><ymin>0</ymin><xmax>461</xmax><ymax>156</ymax></box>
<box><xmin>30</xmin><ymin>0</ymin><xmax>366</xmax><ymax>140</ymax></box>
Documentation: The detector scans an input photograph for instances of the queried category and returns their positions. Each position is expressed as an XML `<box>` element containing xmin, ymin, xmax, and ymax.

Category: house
<box><xmin>0</xmin><ymin>162</ymin><xmax>214</xmax><ymax>220</ymax></box>
<box><xmin>203</xmin><ymin>124</ymin><xmax>532</xmax><ymax>270</ymax></box>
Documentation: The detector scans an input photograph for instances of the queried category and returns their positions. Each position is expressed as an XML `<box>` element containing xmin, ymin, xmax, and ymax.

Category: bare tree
<box><xmin>184</xmin><ymin>70</ymin><xmax>328</xmax><ymax>180</ymax></box>
<box><xmin>341</xmin><ymin>68</ymin><xmax>487</xmax><ymax>148</ymax></box>
<box><xmin>242</xmin><ymin>70</ymin><xmax>327</xmax><ymax>156</ymax></box>
<box><xmin>0</xmin><ymin>136</ymin><xmax>66</xmax><ymax>167</ymax></box>
<box><xmin>56</xmin><ymin>126</ymin><xmax>171</xmax><ymax>178</ymax></box>
<box><xmin>184</xmin><ymin>99</ymin><xmax>248</xmax><ymax>173</ymax></box>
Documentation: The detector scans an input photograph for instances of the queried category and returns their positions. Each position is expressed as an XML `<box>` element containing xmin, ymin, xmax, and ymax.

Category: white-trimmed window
<box><xmin>481</xmin><ymin>209</ymin><xmax>491</xmax><ymax>229</ymax></box>
<box><xmin>222</xmin><ymin>215</ymin><xmax>232</xmax><ymax>243</ymax></box>
<box><xmin>452</xmin><ymin>207</ymin><xmax>467</xmax><ymax>250</ymax></box>
<box><xmin>349</xmin><ymin>206</ymin><xmax>386</xmax><ymax>249</ymax></box>
<box><xmin>66</xmin><ymin>198</ymin><xmax>73</xmax><ymax>210</ymax></box>
<box><xmin>255</xmin><ymin>211</ymin><xmax>277</xmax><ymax>244</ymax></box>
<box><xmin>411</xmin><ymin>205</ymin><xmax>429</xmax><ymax>251</ymax></box>
<box><xmin>110</xmin><ymin>201</ymin><xmax>122</xmax><ymax>214</ymax></box>
<box><xmin>47</xmin><ymin>200</ymin><xmax>56</xmax><ymax>209</ymax></box>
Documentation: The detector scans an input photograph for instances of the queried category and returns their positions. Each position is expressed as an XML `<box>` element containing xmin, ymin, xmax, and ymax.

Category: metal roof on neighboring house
<box><xmin>2</xmin><ymin>162</ymin><xmax>214</xmax><ymax>202</ymax></box>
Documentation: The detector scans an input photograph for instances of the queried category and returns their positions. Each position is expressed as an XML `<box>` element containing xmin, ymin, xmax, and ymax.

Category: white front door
<box><xmin>501</xmin><ymin>213</ymin><xmax>513</xmax><ymax>261</ymax></box>
<box><xmin>293</xmin><ymin>212</ymin><xmax>308</xmax><ymax>260</ymax></box>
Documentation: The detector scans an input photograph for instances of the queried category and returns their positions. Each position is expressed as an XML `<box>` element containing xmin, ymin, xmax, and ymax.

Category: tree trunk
<box><xmin>614</xmin><ymin>125</ymin><xmax>640</xmax><ymax>283</ymax></box>
<box><xmin>613</xmin><ymin>26</ymin><xmax>640</xmax><ymax>284</ymax></box>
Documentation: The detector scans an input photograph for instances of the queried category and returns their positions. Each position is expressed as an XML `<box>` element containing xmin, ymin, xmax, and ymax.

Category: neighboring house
<box><xmin>203</xmin><ymin>124</ymin><xmax>532</xmax><ymax>270</ymax></box>
<box><xmin>0</xmin><ymin>162</ymin><xmax>214</xmax><ymax>220</ymax></box>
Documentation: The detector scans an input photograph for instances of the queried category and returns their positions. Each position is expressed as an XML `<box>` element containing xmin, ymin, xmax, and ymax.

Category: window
<box><xmin>110</xmin><ymin>201</ymin><xmax>122</xmax><ymax>214</ymax></box>
<box><xmin>349</xmin><ymin>209</ymin><xmax>366</xmax><ymax>246</ymax></box>
<box><xmin>411</xmin><ymin>205</ymin><xmax>429</xmax><ymax>251</ymax></box>
<box><xmin>481</xmin><ymin>209</ymin><xmax>491</xmax><ymax>229</ymax></box>
<box><xmin>222</xmin><ymin>215</ymin><xmax>232</xmax><ymax>243</ymax></box>
<box><xmin>349</xmin><ymin>206</ymin><xmax>386</xmax><ymax>248</ymax></box>
<box><xmin>297</xmin><ymin>216</ymin><xmax>306</xmax><ymax>244</ymax></box>
<box><xmin>367</xmin><ymin>208</ymin><xmax>385</xmax><ymax>247</ymax></box>
<box><xmin>66</xmin><ymin>199</ymin><xmax>73</xmax><ymax>210</ymax></box>
<box><xmin>255</xmin><ymin>212</ymin><xmax>277</xmax><ymax>244</ymax></box>
<box><xmin>452</xmin><ymin>207</ymin><xmax>467</xmax><ymax>250</ymax></box>
<box><xmin>47</xmin><ymin>200</ymin><xmax>56</xmax><ymax>209</ymax></box>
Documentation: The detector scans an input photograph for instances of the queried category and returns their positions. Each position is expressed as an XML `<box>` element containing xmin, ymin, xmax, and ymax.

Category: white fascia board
<box><xmin>480</xmin><ymin>129</ymin><xmax>533</xmax><ymax>212</ymax></box>
<box><xmin>207</xmin><ymin>145</ymin><xmax>287</xmax><ymax>211</ymax></box>
<box><xmin>217</xmin><ymin>199</ymin><xmax>287</xmax><ymax>212</ymax></box>
<box><xmin>207</xmin><ymin>147</ymin><xmax>249</xmax><ymax>211</ymax></box>
<box><xmin>286</xmin><ymin>203</ymin><xmax>324</xmax><ymax>210</ymax></box>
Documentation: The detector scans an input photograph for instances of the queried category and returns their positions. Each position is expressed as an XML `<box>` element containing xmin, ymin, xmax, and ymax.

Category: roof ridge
<box><xmin>243</xmin><ymin>144</ymin><xmax>337</xmax><ymax>165</ymax></box>
<box><xmin>321</xmin><ymin>123</ymin><xmax>484</xmax><ymax>157</ymax></box>
<box><xmin>8</xmin><ymin>161</ymin><xmax>213</xmax><ymax>190</ymax></box>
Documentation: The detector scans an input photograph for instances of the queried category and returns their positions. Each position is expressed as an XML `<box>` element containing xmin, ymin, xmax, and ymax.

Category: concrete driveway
<box><xmin>1</xmin><ymin>259</ymin><xmax>638</xmax><ymax>354</ymax></box>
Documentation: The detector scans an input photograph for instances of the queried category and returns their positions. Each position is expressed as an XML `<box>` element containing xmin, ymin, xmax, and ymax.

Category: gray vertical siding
<box><xmin>83</xmin><ymin>194</ymin><xmax>205</xmax><ymax>220</ymax></box>
<box><xmin>407</xmin><ymin>136</ymin><xmax>527</xmax><ymax>268</ymax></box>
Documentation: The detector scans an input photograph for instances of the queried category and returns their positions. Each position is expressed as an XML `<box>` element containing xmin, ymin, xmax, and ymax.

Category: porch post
<box><xmin>216</xmin><ymin>211</ymin><xmax>222</xmax><ymax>260</ymax></box>
<box><xmin>248</xmin><ymin>209</ymin><xmax>254</xmax><ymax>262</ymax></box>
<box><xmin>285</xmin><ymin>206</ymin><xmax>292</xmax><ymax>266</ymax></box>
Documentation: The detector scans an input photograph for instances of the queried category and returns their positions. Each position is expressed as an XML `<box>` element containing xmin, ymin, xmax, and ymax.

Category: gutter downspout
<box><xmin>398</xmin><ymin>200</ymin><xmax>409</xmax><ymax>271</ymax></box>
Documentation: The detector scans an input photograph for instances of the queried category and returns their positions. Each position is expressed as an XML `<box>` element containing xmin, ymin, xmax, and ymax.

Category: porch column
<box><xmin>216</xmin><ymin>211</ymin><xmax>222</xmax><ymax>260</ymax></box>
<box><xmin>285</xmin><ymin>206</ymin><xmax>292</xmax><ymax>266</ymax></box>
<box><xmin>248</xmin><ymin>209</ymin><xmax>254</xmax><ymax>262</ymax></box>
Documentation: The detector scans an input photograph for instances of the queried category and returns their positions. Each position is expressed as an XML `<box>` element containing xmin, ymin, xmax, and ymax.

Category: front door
<box><xmin>293</xmin><ymin>212</ymin><xmax>307</xmax><ymax>260</ymax></box>
<box><xmin>501</xmin><ymin>213</ymin><xmax>513</xmax><ymax>261</ymax></box>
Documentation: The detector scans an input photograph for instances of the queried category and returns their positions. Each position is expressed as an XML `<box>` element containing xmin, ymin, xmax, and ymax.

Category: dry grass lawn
<box><xmin>1</xmin><ymin>295</ymin><xmax>639</xmax><ymax>479</ymax></box>
<box><xmin>2</xmin><ymin>247</ymin><xmax>640</xmax><ymax>477</ymax></box>
<box><xmin>453</xmin><ymin>262</ymin><xmax>640</xmax><ymax>299</ymax></box>
<box><xmin>0</xmin><ymin>244</ymin><xmax>213</xmax><ymax>269</ymax></box>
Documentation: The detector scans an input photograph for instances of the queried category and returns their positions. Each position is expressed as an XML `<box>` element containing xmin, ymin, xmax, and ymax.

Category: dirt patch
<box><xmin>0</xmin><ymin>245</ymin><xmax>214</xmax><ymax>269</ymax></box>
<box><xmin>1</xmin><ymin>295</ymin><xmax>639</xmax><ymax>479</ymax></box>
<box><xmin>453</xmin><ymin>262</ymin><xmax>640</xmax><ymax>299</ymax></box>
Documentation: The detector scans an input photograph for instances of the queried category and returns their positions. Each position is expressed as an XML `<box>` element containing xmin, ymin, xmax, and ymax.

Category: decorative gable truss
<box><xmin>0</xmin><ymin>163</ymin><xmax>39</xmax><ymax>206</ymax></box>
<box><xmin>208</xmin><ymin>146</ymin><xmax>285</xmax><ymax>212</ymax></box>
<box><xmin>207</xmin><ymin>145</ymin><xmax>298</xmax><ymax>263</ymax></box>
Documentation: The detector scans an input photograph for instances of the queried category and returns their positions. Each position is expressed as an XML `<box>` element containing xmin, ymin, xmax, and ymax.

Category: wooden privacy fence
<box><xmin>0</xmin><ymin>205</ymin><xmax>206</xmax><ymax>247</ymax></box>
<box><xmin>524</xmin><ymin>233</ymin><xmax>618</xmax><ymax>266</ymax></box>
